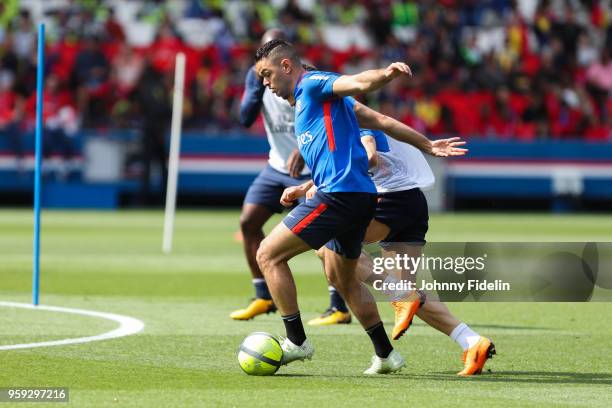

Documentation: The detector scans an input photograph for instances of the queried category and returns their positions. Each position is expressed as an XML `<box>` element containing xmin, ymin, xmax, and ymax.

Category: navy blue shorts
<box><xmin>283</xmin><ymin>190</ymin><xmax>377</xmax><ymax>259</ymax></box>
<box><xmin>244</xmin><ymin>165</ymin><xmax>310</xmax><ymax>213</ymax></box>
<box><xmin>375</xmin><ymin>188</ymin><xmax>429</xmax><ymax>244</ymax></box>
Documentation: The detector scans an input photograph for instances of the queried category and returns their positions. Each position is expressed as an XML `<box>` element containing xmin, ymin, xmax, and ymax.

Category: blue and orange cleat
<box><xmin>457</xmin><ymin>337</ymin><xmax>496</xmax><ymax>376</ymax></box>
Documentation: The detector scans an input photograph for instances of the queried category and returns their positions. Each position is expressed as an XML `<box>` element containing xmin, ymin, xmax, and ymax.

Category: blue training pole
<box><xmin>32</xmin><ymin>23</ymin><xmax>45</xmax><ymax>306</ymax></box>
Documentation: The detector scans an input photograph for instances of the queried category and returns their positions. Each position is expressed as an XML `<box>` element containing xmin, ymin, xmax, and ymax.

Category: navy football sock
<box><xmin>328</xmin><ymin>286</ymin><xmax>349</xmax><ymax>312</ymax></box>
<box><xmin>253</xmin><ymin>278</ymin><xmax>272</xmax><ymax>300</ymax></box>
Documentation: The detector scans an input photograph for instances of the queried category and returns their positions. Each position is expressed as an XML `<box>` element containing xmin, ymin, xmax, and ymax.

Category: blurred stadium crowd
<box><xmin>0</xmin><ymin>0</ymin><xmax>611</xmax><ymax>146</ymax></box>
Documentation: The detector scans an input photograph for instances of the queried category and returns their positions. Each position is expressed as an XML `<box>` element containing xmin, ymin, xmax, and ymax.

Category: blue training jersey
<box><xmin>293</xmin><ymin>71</ymin><xmax>376</xmax><ymax>193</ymax></box>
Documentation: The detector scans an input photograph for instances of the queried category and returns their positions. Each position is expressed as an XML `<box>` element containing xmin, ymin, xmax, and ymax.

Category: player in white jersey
<box><xmin>287</xmin><ymin>127</ymin><xmax>496</xmax><ymax>375</ymax></box>
<box><xmin>363</xmin><ymin>129</ymin><xmax>495</xmax><ymax>375</ymax></box>
<box><xmin>230</xmin><ymin>29</ymin><xmax>312</xmax><ymax>321</ymax></box>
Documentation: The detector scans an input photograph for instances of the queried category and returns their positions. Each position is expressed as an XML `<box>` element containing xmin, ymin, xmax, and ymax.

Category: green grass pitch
<box><xmin>0</xmin><ymin>210</ymin><xmax>611</xmax><ymax>407</ymax></box>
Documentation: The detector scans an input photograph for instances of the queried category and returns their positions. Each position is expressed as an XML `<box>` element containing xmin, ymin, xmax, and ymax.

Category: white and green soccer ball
<box><xmin>238</xmin><ymin>332</ymin><xmax>283</xmax><ymax>376</ymax></box>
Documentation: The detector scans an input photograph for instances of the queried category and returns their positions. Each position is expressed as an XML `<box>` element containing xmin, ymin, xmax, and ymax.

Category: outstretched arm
<box><xmin>354</xmin><ymin>101</ymin><xmax>468</xmax><ymax>157</ymax></box>
<box><xmin>239</xmin><ymin>67</ymin><xmax>266</xmax><ymax>127</ymax></box>
<box><xmin>331</xmin><ymin>62</ymin><xmax>412</xmax><ymax>97</ymax></box>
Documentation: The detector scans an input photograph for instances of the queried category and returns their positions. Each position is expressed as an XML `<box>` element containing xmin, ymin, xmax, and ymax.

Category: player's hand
<box><xmin>286</xmin><ymin>149</ymin><xmax>305</xmax><ymax>178</ymax></box>
<box><xmin>280</xmin><ymin>186</ymin><xmax>306</xmax><ymax>207</ymax></box>
<box><xmin>384</xmin><ymin>62</ymin><xmax>412</xmax><ymax>80</ymax></box>
<box><xmin>430</xmin><ymin>137</ymin><xmax>468</xmax><ymax>157</ymax></box>
<box><xmin>305</xmin><ymin>184</ymin><xmax>317</xmax><ymax>200</ymax></box>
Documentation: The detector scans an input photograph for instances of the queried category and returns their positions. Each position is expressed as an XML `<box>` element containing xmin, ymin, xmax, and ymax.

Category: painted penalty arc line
<box><xmin>0</xmin><ymin>301</ymin><xmax>145</xmax><ymax>351</ymax></box>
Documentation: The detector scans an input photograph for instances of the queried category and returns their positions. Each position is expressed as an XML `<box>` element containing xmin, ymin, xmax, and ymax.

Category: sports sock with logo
<box><xmin>328</xmin><ymin>286</ymin><xmax>349</xmax><ymax>312</ymax></box>
<box><xmin>253</xmin><ymin>278</ymin><xmax>272</xmax><ymax>300</ymax></box>
<box><xmin>282</xmin><ymin>312</ymin><xmax>306</xmax><ymax>346</ymax></box>
<box><xmin>450</xmin><ymin>323</ymin><xmax>481</xmax><ymax>351</ymax></box>
<box><xmin>365</xmin><ymin>321</ymin><xmax>393</xmax><ymax>358</ymax></box>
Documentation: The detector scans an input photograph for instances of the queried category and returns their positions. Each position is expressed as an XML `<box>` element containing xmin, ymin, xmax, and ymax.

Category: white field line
<box><xmin>0</xmin><ymin>301</ymin><xmax>145</xmax><ymax>351</ymax></box>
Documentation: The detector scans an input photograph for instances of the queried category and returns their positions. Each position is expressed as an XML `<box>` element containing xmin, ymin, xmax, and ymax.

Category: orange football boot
<box><xmin>391</xmin><ymin>291</ymin><xmax>425</xmax><ymax>340</ymax></box>
<box><xmin>457</xmin><ymin>337</ymin><xmax>496</xmax><ymax>376</ymax></box>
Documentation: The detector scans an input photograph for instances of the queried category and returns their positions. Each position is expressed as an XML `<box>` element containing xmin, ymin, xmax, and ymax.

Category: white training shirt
<box><xmin>262</xmin><ymin>89</ymin><xmax>310</xmax><ymax>175</ymax></box>
<box><xmin>370</xmin><ymin>135</ymin><xmax>435</xmax><ymax>193</ymax></box>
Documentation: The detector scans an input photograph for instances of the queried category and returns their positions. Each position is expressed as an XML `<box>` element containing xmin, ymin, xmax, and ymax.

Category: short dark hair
<box><xmin>255</xmin><ymin>39</ymin><xmax>300</xmax><ymax>64</ymax></box>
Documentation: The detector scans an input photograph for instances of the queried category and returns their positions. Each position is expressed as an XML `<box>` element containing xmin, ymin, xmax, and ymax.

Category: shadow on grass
<box><xmin>468</xmin><ymin>324</ymin><xmax>562</xmax><ymax>332</ymax></box>
<box><xmin>417</xmin><ymin>371</ymin><xmax>612</xmax><ymax>385</ymax></box>
<box><xmin>274</xmin><ymin>373</ymin><xmax>314</xmax><ymax>377</ymax></box>
<box><xmin>394</xmin><ymin>321</ymin><xmax>562</xmax><ymax>332</ymax></box>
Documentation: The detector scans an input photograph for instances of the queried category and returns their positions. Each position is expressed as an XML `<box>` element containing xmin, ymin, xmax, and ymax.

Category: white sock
<box><xmin>450</xmin><ymin>323</ymin><xmax>481</xmax><ymax>351</ymax></box>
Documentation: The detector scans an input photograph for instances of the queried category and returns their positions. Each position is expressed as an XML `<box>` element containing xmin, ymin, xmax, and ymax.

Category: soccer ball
<box><xmin>238</xmin><ymin>332</ymin><xmax>283</xmax><ymax>376</ymax></box>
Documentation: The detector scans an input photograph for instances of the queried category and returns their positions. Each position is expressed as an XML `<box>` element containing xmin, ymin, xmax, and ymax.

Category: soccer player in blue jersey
<box><xmin>253</xmin><ymin>39</ymin><xmax>465</xmax><ymax>374</ymax></box>
<box><xmin>233</xmin><ymin>30</ymin><xmax>353</xmax><ymax>323</ymax></box>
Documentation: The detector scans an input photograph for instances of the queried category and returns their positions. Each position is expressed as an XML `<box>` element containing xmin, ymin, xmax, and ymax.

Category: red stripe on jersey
<box><xmin>323</xmin><ymin>101</ymin><xmax>336</xmax><ymax>152</ymax></box>
<box><xmin>291</xmin><ymin>203</ymin><xmax>328</xmax><ymax>234</ymax></box>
